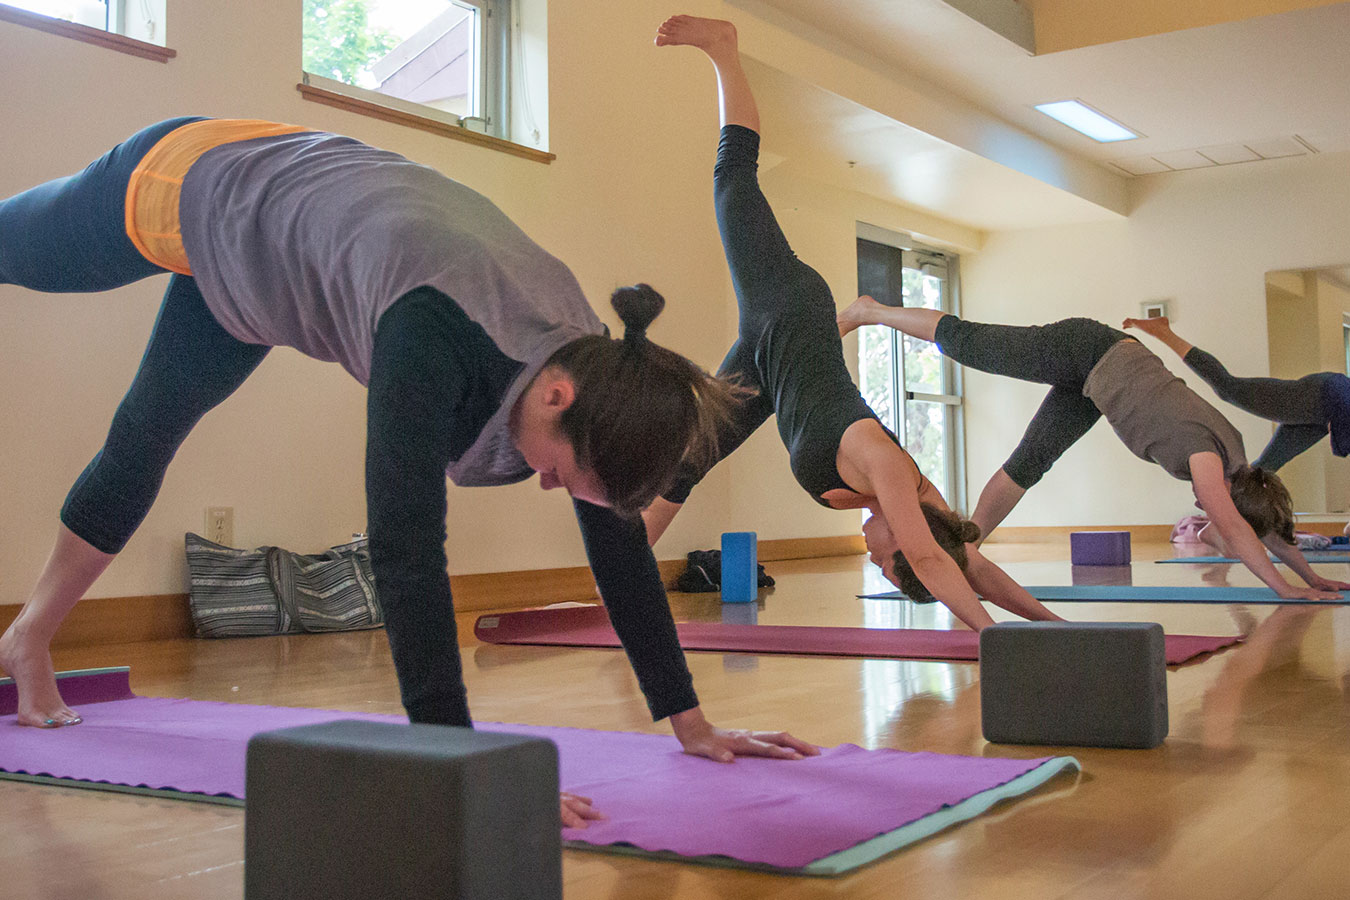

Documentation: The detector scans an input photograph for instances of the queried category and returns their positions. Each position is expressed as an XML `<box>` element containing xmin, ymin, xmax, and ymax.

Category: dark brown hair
<box><xmin>890</xmin><ymin>504</ymin><xmax>982</xmax><ymax>601</ymax></box>
<box><xmin>546</xmin><ymin>284</ymin><xmax>746</xmax><ymax>517</ymax></box>
<box><xmin>1229</xmin><ymin>465</ymin><xmax>1295</xmax><ymax>544</ymax></box>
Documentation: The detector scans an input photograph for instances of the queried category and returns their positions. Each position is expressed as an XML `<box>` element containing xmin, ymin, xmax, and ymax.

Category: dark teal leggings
<box><xmin>0</xmin><ymin>118</ymin><xmax>269</xmax><ymax>552</ymax></box>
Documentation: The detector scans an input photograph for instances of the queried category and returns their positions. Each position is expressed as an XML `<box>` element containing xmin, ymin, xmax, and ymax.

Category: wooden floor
<box><xmin>4</xmin><ymin>542</ymin><xmax>1350</xmax><ymax>899</ymax></box>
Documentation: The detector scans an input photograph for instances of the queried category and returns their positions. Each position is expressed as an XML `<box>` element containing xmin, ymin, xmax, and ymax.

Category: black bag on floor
<box><xmin>671</xmin><ymin>549</ymin><xmax>774</xmax><ymax>594</ymax></box>
<box><xmin>185</xmin><ymin>533</ymin><xmax>383</xmax><ymax>637</ymax></box>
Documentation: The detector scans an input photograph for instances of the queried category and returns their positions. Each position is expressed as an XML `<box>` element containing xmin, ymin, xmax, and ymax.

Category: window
<box><xmin>1343</xmin><ymin>316</ymin><xmax>1350</xmax><ymax>376</ymax></box>
<box><xmin>302</xmin><ymin>0</ymin><xmax>508</xmax><ymax>140</ymax></box>
<box><xmin>1</xmin><ymin>0</ymin><xmax>170</xmax><ymax>57</ymax></box>
<box><xmin>855</xmin><ymin>233</ymin><xmax>965</xmax><ymax>511</ymax></box>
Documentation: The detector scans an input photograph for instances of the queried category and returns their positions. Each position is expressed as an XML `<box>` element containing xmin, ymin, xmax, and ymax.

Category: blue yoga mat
<box><xmin>858</xmin><ymin>584</ymin><xmax>1350</xmax><ymax>605</ymax></box>
<box><xmin>1157</xmin><ymin>551</ymin><xmax>1350</xmax><ymax>565</ymax></box>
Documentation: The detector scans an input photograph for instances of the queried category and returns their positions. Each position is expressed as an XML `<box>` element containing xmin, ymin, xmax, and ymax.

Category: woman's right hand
<box><xmin>561</xmin><ymin>791</ymin><xmax>607</xmax><ymax>829</ymax></box>
<box><xmin>1272</xmin><ymin>583</ymin><xmax>1343</xmax><ymax>603</ymax></box>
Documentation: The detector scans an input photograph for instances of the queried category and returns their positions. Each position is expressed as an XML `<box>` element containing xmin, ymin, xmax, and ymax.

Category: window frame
<box><xmin>0</xmin><ymin>1</ymin><xmax>174</xmax><ymax>62</ymax></box>
<box><xmin>299</xmin><ymin>0</ymin><xmax>513</xmax><ymax>143</ymax></box>
<box><xmin>855</xmin><ymin>224</ymin><xmax>967</xmax><ymax>513</ymax></box>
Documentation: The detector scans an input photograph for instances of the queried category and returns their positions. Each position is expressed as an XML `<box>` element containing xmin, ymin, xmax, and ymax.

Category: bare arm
<box><xmin>642</xmin><ymin>497</ymin><xmax>684</xmax><ymax>546</ymax></box>
<box><xmin>1264</xmin><ymin>534</ymin><xmax>1350</xmax><ymax>593</ymax></box>
<box><xmin>838</xmin><ymin>422</ymin><xmax>995</xmax><ymax>630</ymax></box>
<box><xmin>1191</xmin><ymin>453</ymin><xmax>1339</xmax><ymax>600</ymax></box>
<box><xmin>963</xmin><ymin>547</ymin><xmax>1065</xmax><ymax>622</ymax></box>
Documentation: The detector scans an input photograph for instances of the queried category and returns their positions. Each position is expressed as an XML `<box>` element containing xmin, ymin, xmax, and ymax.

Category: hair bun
<box><xmin>960</xmin><ymin>520</ymin><xmax>982</xmax><ymax>545</ymax></box>
<box><xmin>611</xmin><ymin>283</ymin><xmax>665</xmax><ymax>344</ymax></box>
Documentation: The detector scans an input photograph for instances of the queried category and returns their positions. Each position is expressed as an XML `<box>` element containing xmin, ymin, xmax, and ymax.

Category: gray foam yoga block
<box><xmin>246</xmin><ymin>720</ymin><xmax>561</xmax><ymax>900</ymax></box>
<box><xmin>980</xmin><ymin>622</ymin><xmax>1168</xmax><ymax>749</ymax></box>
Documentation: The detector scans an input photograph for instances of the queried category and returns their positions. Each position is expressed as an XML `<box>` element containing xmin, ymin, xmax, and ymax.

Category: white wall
<box><xmin>960</xmin><ymin>150</ymin><xmax>1350</xmax><ymax>527</ymax></box>
<box><xmin>0</xmin><ymin>0</ymin><xmax>962</xmax><ymax>604</ymax></box>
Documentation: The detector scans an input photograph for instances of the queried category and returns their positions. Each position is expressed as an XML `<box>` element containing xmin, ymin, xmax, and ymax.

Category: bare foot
<box><xmin>1121</xmin><ymin>316</ymin><xmax>1174</xmax><ymax>340</ymax></box>
<box><xmin>655</xmin><ymin>15</ymin><xmax>738</xmax><ymax>56</ymax></box>
<box><xmin>0</xmin><ymin>625</ymin><xmax>81</xmax><ymax>727</ymax></box>
<box><xmin>837</xmin><ymin>294</ymin><xmax>884</xmax><ymax>337</ymax></box>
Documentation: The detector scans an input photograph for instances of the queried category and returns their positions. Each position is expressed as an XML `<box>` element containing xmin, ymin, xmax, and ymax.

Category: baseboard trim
<box><xmin>983</xmin><ymin>524</ymin><xmax>1176</xmax><ymax>544</ymax></box>
<box><xmin>0</xmin><ymin>535</ymin><xmax>865</xmax><ymax>648</ymax></box>
<box><xmin>984</xmin><ymin>520</ymin><xmax>1348</xmax><ymax>542</ymax></box>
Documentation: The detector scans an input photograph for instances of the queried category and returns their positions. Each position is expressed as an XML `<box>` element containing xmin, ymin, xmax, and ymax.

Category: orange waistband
<box><xmin>124</xmin><ymin>119</ymin><xmax>310</xmax><ymax>275</ymax></box>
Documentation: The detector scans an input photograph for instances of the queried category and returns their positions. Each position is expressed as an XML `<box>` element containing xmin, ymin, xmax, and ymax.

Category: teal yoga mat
<box><xmin>1157</xmin><ymin>552</ymin><xmax>1350</xmax><ymax>565</ymax></box>
<box><xmin>858</xmin><ymin>584</ymin><xmax>1350</xmax><ymax>605</ymax></box>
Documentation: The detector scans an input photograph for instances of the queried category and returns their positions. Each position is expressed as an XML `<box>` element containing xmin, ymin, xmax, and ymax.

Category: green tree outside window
<box><xmin>303</xmin><ymin>0</ymin><xmax>399</xmax><ymax>88</ymax></box>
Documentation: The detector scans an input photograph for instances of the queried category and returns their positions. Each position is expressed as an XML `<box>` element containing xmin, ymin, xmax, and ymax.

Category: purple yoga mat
<box><xmin>473</xmin><ymin>604</ymin><xmax>1241</xmax><ymax>665</ymax></box>
<box><xmin>0</xmin><ymin>669</ymin><xmax>1072</xmax><ymax>870</ymax></box>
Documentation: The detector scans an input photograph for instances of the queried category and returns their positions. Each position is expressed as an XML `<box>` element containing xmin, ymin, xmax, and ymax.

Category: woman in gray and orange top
<box><xmin>0</xmin><ymin>116</ymin><xmax>815</xmax><ymax>827</ymax></box>
<box><xmin>837</xmin><ymin>296</ymin><xmax>1350</xmax><ymax>602</ymax></box>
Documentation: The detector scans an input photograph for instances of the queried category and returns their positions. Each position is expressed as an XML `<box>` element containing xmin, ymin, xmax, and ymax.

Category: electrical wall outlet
<box><xmin>206</xmin><ymin>506</ymin><xmax>234</xmax><ymax>546</ymax></box>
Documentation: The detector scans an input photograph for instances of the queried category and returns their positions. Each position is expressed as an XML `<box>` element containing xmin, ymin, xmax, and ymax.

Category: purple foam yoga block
<box><xmin>1070</xmin><ymin>531</ymin><xmax>1131</xmax><ymax>566</ymax></box>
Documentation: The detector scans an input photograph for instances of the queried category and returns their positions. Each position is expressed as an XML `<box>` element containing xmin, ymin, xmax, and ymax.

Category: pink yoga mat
<box><xmin>474</xmin><ymin>605</ymin><xmax>1241</xmax><ymax>665</ymax></box>
<box><xmin>0</xmin><ymin>669</ymin><xmax>1078</xmax><ymax>873</ymax></box>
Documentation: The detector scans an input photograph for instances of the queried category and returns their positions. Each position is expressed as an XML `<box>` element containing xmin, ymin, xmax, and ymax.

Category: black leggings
<box><xmin>1184</xmin><ymin>347</ymin><xmax>1332</xmax><ymax>471</ymax></box>
<box><xmin>935</xmin><ymin>315</ymin><xmax>1128</xmax><ymax>489</ymax></box>
<box><xmin>0</xmin><ymin>117</ymin><xmax>270</xmax><ymax>552</ymax></box>
<box><xmin>666</xmin><ymin>126</ymin><xmax>873</xmax><ymax>502</ymax></box>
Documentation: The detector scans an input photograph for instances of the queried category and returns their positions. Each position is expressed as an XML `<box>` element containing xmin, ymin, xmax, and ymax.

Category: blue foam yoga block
<box><xmin>1070</xmin><ymin>531</ymin><xmax>1131</xmax><ymax>566</ymax></box>
<box><xmin>245</xmin><ymin>720</ymin><xmax>560</xmax><ymax>900</ymax></box>
<box><xmin>720</xmin><ymin>531</ymin><xmax>758</xmax><ymax>603</ymax></box>
<box><xmin>980</xmin><ymin>622</ymin><xmax>1168</xmax><ymax>749</ymax></box>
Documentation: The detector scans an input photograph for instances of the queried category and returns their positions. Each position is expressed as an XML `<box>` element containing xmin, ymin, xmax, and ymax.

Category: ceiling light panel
<box><xmin>1034</xmin><ymin>100</ymin><xmax>1139</xmax><ymax>143</ymax></box>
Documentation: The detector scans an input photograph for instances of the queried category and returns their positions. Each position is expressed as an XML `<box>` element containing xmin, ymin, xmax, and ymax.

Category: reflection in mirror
<box><xmin>1264</xmin><ymin>265</ymin><xmax>1350</xmax><ymax>515</ymax></box>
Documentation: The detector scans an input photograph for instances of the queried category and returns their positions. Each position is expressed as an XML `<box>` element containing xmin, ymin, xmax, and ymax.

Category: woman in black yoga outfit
<box><xmin>836</xmin><ymin>299</ymin><xmax>1349</xmax><ymax>602</ymax></box>
<box><xmin>646</xmin><ymin>15</ymin><xmax>1062</xmax><ymax>630</ymax></box>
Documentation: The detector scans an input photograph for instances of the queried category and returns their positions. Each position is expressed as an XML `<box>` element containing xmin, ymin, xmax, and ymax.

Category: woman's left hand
<box><xmin>670</xmin><ymin>707</ymin><xmax>820</xmax><ymax>763</ymax></box>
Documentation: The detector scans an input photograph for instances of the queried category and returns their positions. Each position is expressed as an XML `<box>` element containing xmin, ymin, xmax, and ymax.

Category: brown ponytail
<box><xmin>546</xmin><ymin>284</ymin><xmax>748</xmax><ymax>517</ymax></box>
<box><xmin>890</xmin><ymin>503</ymin><xmax>981</xmax><ymax>601</ymax></box>
<box><xmin>1229</xmin><ymin>465</ymin><xmax>1295</xmax><ymax>543</ymax></box>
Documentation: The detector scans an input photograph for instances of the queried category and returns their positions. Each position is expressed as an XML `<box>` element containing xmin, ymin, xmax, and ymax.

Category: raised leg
<box><xmin>0</xmin><ymin>116</ymin><xmax>201</xmax><ymax>292</ymax></box>
<box><xmin>838</xmin><ymin>295</ymin><xmax>945</xmax><ymax>340</ymax></box>
<box><xmin>655</xmin><ymin>16</ymin><xmax>757</xmax><ymax>132</ymax></box>
<box><xmin>1254</xmin><ymin>423</ymin><xmax>1330</xmax><ymax>471</ymax></box>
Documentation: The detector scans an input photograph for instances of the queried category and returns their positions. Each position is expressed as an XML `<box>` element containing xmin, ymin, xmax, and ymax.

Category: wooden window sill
<box><xmin>0</xmin><ymin>3</ymin><xmax>175</xmax><ymax>62</ymax></box>
<box><xmin>297</xmin><ymin>83</ymin><xmax>554</xmax><ymax>164</ymax></box>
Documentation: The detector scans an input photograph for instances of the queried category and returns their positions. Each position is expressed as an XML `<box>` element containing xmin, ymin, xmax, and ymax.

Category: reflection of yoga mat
<box><xmin>860</xmin><ymin>585</ymin><xmax>1349</xmax><ymax>606</ymax></box>
<box><xmin>474</xmin><ymin>605</ymin><xmax>1239</xmax><ymax>665</ymax></box>
<box><xmin>0</xmin><ymin>668</ymin><xmax>1078</xmax><ymax>876</ymax></box>
<box><xmin>1157</xmin><ymin>552</ymin><xmax>1350</xmax><ymax>564</ymax></box>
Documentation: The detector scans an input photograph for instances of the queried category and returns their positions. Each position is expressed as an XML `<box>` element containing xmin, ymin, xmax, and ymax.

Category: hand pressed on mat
<box><xmin>670</xmin><ymin>707</ymin><xmax>819</xmax><ymax>764</ymax></box>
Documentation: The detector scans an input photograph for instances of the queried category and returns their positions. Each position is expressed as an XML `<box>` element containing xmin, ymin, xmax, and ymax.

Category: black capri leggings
<box><xmin>665</xmin><ymin>125</ymin><xmax>874</xmax><ymax>502</ymax></box>
<box><xmin>1184</xmin><ymin>347</ymin><xmax>1334</xmax><ymax>471</ymax></box>
<box><xmin>934</xmin><ymin>315</ymin><xmax>1128</xmax><ymax>489</ymax></box>
<box><xmin>0</xmin><ymin>117</ymin><xmax>270</xmax><ymax>552</ymax></box>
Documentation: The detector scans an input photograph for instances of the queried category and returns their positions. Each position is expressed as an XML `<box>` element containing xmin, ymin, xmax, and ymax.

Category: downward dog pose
<box><xmin>647</xmin><ymin>16</ymin><xmax>1062</xmax><ymax>630</ymax></box>
<box><xmin>837</xmin><ymin>298</ymin><xmax>1350</xmax><ymax>601</ymax></box>
<box><xmin>0</xmin><ymin>116</ymin><xmax>814</xmax><ymax>826</ymax></box>
<box><xmin>1123</xmin><ymin>316</ymin><xmax>1350</xmax><ymax>473</ymax></box>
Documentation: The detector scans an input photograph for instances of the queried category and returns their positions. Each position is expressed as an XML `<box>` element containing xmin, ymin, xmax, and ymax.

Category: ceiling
<box><xmin>729</xmin><ymin>0</ymin><xmax>1350</xmax><ymax>230</ymax></box>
